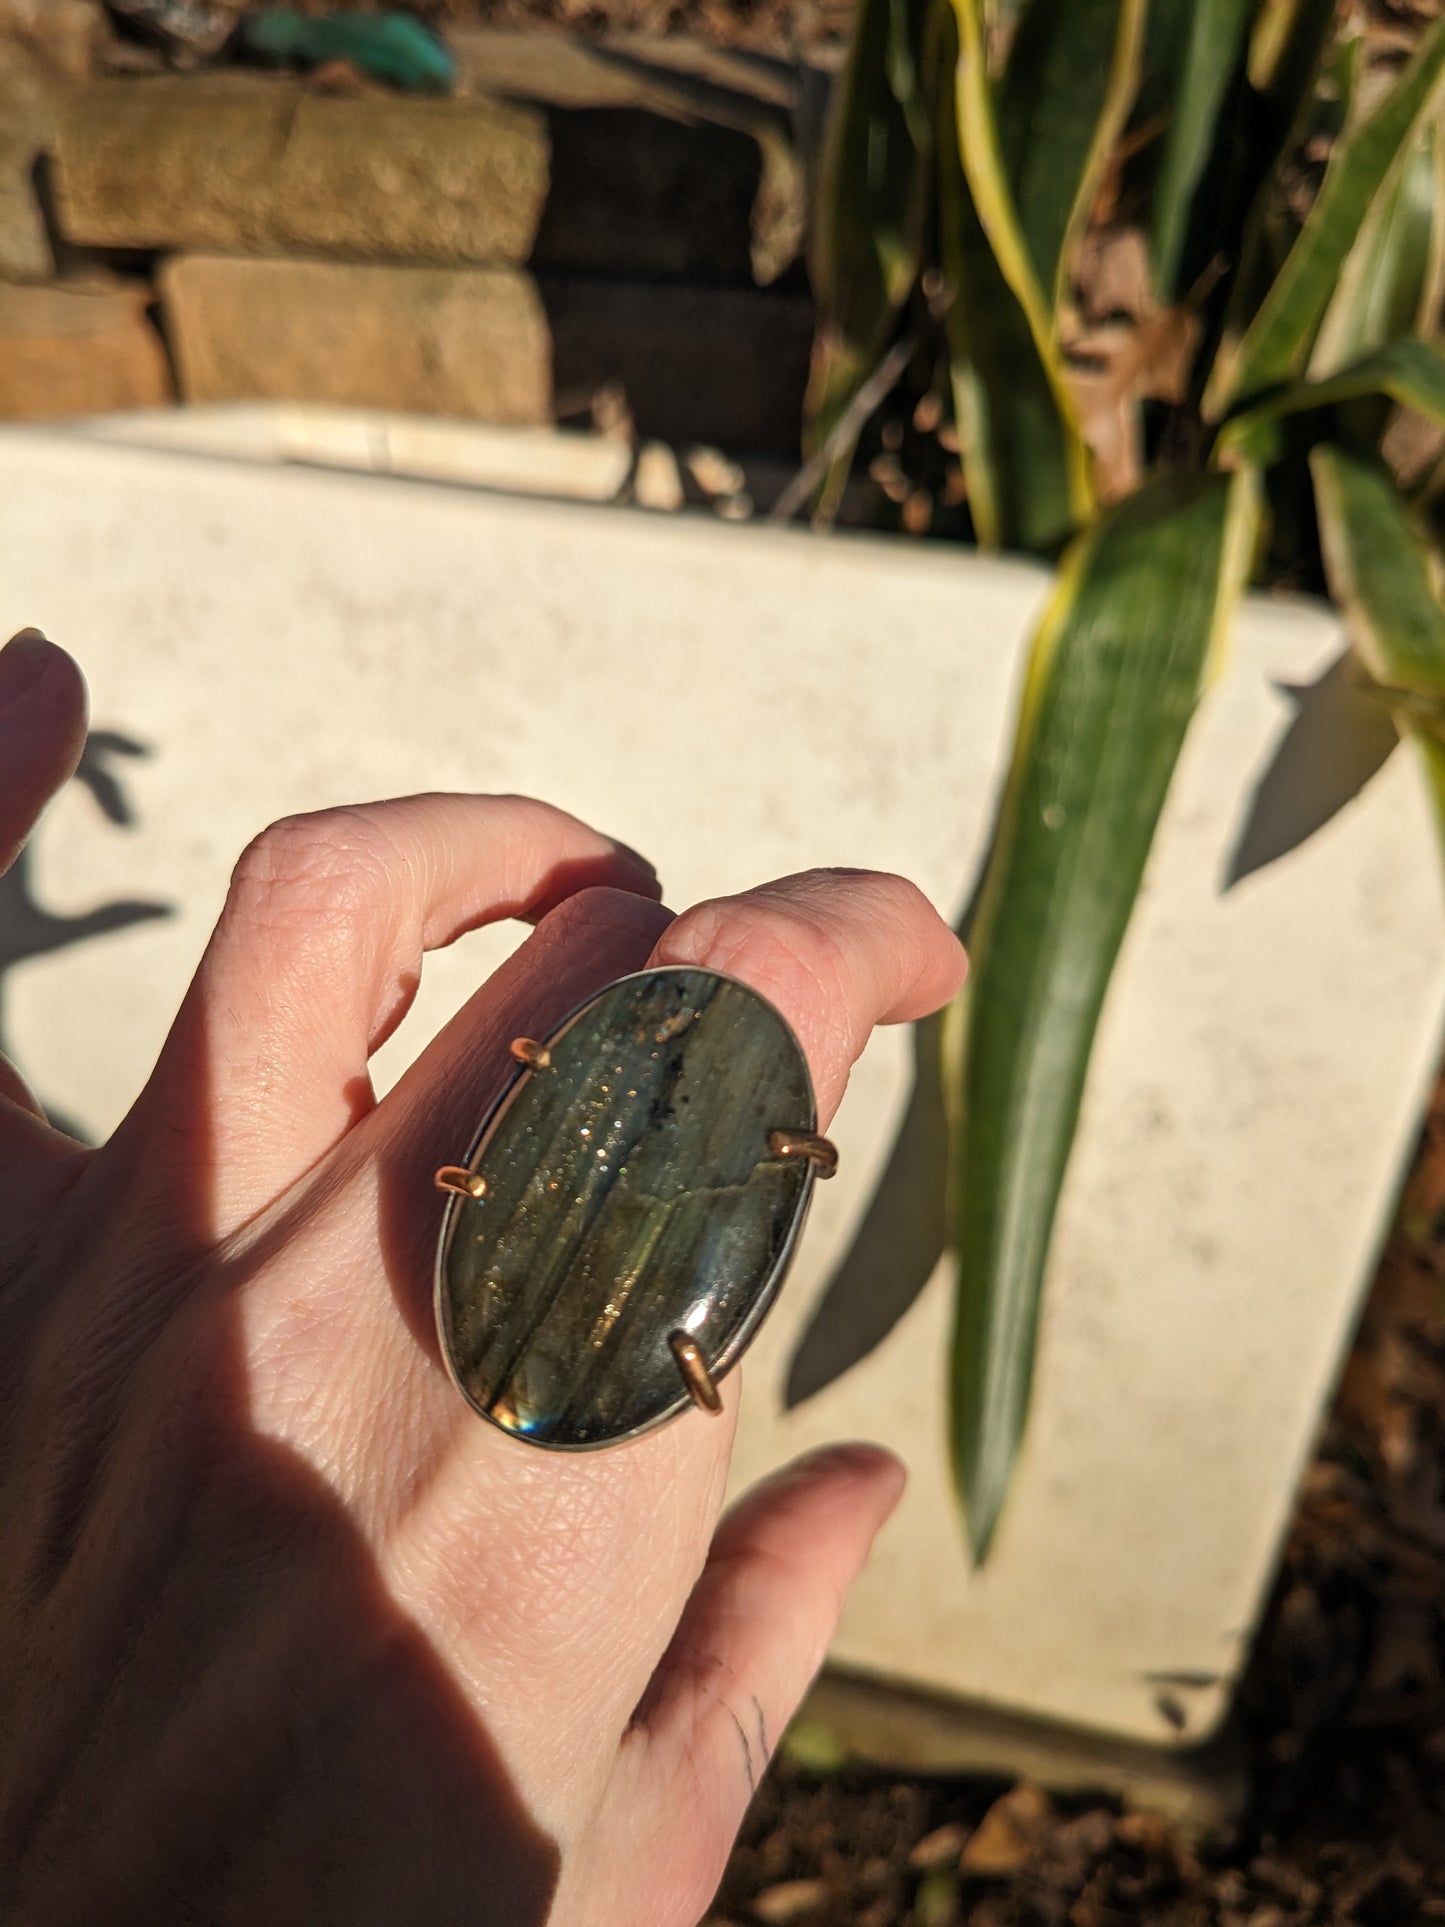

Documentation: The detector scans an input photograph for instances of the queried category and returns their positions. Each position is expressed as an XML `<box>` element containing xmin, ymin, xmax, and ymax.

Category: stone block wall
<box><xmin>0</xmin><ymin>17</ymin><xmax>818</xmax><ymax>458</ymax></box>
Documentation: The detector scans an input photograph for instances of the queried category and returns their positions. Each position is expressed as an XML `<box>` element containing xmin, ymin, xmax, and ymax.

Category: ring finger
<box><xmin>254</xmin><ymin>869</ymin><xmax>962</xmax><ymax>1774</ymax></box>
<box><xmin>293</xmin><ymin>864</ymin><xmax>964</xmax><ymax>1497</ymax></box>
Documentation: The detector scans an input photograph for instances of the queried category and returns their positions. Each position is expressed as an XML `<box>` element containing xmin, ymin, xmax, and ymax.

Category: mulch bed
<box><xmin>711</xmin><ymin>1065</ymin><xmax>1445</xmax><ymax>1925</ymax></box>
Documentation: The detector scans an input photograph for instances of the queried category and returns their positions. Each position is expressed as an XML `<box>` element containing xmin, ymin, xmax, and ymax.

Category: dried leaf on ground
<box><xmin>751</xmin><ymin>1876</ymin><xmax>831</xmax><ymax>1922</ymax></box>
<box><xmin>1063</xmin><ymin>227</ymin><xmax>1202</xmax><ymax>498</ymax></box>
<box><xmin>959</xmin><ymin>1781</ymin><xmax>1052</xmax><ymax>1875</ymax></box>
<box><xmin>908</xmin><ymin>1823</ymin><xmax>968</xmax><ymax>1869</ymax></box>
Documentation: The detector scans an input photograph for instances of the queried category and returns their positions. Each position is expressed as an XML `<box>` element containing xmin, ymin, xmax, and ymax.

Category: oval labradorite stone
<box><xmin>435</xmin><ymin>966</ymin><xmax>818</xmax><ymax>1448</ymax></box>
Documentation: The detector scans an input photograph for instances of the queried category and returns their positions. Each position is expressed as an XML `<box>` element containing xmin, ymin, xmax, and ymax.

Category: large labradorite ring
<box><xmin>433</xmin><ymin>966</ymin><xmax>837</xmax><ymax>1450</ymax></box>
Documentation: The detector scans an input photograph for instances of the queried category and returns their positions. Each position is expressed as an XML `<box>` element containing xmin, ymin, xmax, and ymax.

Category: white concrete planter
<box><xmin>2</xmin><ymin>414</ymin><xmax>1441</xmax><ymax>1760</ymax></box>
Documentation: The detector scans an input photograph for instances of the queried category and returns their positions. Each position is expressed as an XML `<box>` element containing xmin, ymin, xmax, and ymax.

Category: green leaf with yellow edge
<box><xmin>1142</xmin><ymin>0</ymin><xmax>1257</xmax><ymax>302</ymax></box>
<box><xmin>804</xmin><ymin>0</ymin><xmax>934</xmax><ymax>505</ymax></box>
<box><xmin>995</xmin><ymin>0</ymin><xmax>1146</xmax><ymax>310</ymax></box>
<box><xmin>1311</xmin><ymin>444</ymin><xmax>1445</xmax><ymax>831</ymax></box>
<box><xmin>1218</xmin><ymin>337</ymin><xmax>1445</xmax><ymax>467</ymax></box>
<box><xmin>1198</xmin><ymin>0</ymin><xmax>1336</xmax><ymax>366</ymax></box>
<box><xmin>947</xmin><ymin>0</ymin><xmax>1094</xmax><ymax>528</ymax></box>
<box><xmin>947</xmin><ymin>470</ymin><xmax>1260</xmax><ymax>1561</ymax></box>
<box><xmin>1311</xmin><ymin>116</ymin><xmax>1443</xmax><ymax>377</ymax></box>
<box><xmin>935</xmin><ymin>0</ymin><xmax>1077</xmax><ymax>551</ymax></box>
<box><xmin>1205</xmin><ymin>17</ymin><xmax>1445</xmax><ymax>417</ymax></box>
<box><xmin>1248</xmin><ymin>0</ymin><xmax>1332</xmax><ymax>110</ymax></box>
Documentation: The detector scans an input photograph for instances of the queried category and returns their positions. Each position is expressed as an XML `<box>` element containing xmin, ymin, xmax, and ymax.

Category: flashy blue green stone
<box><xmin>435</xmin><ymin>967</ymin><xmax>817</xmax><ymax>1448</ymax></box>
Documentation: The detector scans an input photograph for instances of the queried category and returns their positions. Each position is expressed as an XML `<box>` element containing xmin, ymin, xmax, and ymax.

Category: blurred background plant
<box><xmin>805</xmin><ymin>0</ymin><xmax>1445</xmax><ymax>1561</ymax></box>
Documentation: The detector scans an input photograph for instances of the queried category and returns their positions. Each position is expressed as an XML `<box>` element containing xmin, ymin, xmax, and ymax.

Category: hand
<box><xmin>0</xmin><ymin>630</ymin><xmax>966</xmax><ymax>1926</ymax></box>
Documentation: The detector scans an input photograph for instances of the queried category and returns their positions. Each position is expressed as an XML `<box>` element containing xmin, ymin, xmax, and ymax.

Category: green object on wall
<box><xmin>241</xmin><ymin>10</ymin><xmax>457</xmax><ymax>92</ymax></box>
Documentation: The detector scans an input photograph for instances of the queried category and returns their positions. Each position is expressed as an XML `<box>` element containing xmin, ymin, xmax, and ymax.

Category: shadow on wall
<box><xmin>1224</xmin><ymin>647</ymin><xmax>1402</xmax><ymax>889</ymax></box>
<box><xmin>0</xmin><ymin>729</ymin><xmax>172</xmax><ymax>1140</ymax></box>
<box><xmin>787</xmin><ymin>650</ymin><xmax>1399</xmax><ymax>1408</ymax></box>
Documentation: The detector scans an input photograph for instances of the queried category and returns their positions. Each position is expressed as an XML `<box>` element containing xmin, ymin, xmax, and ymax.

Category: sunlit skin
<box><xmin>0</xmin><ymin>629</ymin><xmax>965</xmax><ymax>1924</ymax></box>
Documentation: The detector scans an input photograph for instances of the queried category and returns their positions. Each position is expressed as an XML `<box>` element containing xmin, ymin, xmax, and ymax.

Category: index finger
<box><xmin>0</xmin><ymin>632</ymin><xmax>88</xmax><ymax>1132</ymax></box>
<box><xmin>0</xmin><ymin>631</ymin><xmax>87</xmax><ymax>876</ymax></box>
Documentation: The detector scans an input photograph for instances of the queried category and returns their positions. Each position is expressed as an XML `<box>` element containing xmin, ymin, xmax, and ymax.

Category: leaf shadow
<box><xmin>0</xmin><ymin>727</ymin><xmax>173</xmax><ymax>1139</ymax></box>
<box><xmin>1224</xmin><ymin>645</ymin><xmax>1401</xmax><ymax>890</ymax></box>
<box><xmin>784</xmin><ymin>829</ymin><xmax>994</xmax><ymax>1411</ymax></box>
<box><xmin>786</xmin><ymin>641</ymin><xmax>1400</xmax><ymax>1412</ymax></box>
<box><xmin>784</xmin><ymin>1004</ymin><xmax>951</xmax><ymax>1408</ymax></box>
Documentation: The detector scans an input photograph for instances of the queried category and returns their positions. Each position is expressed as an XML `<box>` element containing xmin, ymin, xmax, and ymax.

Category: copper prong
<box><xmin>434</xmin><ymin>1166</ymin><xmax>487</xmax><ymax>1200</ymax></box>
<box><xmin>668</xmin><ymin>1331</ymin><xmax>723</xmax><ymax>1415</ymax></box>
<box><xmin>510</xmin><ymin>1037</ymin><xmax>552</xmax><ymax>1072</ymax></box>
<box><xmin>767</xmin><ymin>1128</ymin><xmax>839</xmax><ymax>1179</ymax></box>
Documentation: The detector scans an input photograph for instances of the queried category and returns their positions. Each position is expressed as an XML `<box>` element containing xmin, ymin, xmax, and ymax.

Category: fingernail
<box><xmin>0</xmin><ymin>630</ymin><xmax>54</xmax><ymax>719</ymax></box>
<box><xmin>608</xmin><ymin>834</ymin><xmax>658</xmax><ymax>880</ymax></box>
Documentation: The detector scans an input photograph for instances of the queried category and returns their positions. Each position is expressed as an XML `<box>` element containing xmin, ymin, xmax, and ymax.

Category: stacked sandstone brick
<box><xmin>0</xmin><ymin>5</ymin><xmax>813</xmax><ymax>453</ymax></box>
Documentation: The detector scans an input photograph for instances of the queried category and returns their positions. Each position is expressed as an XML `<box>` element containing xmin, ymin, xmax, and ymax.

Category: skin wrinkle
<box><xmin>392</xmin><ymin>1445</ymin><xmax>665</xmax><ymax>1646</ymax></box>
<box><xmin>222</xmin><ymin>837</ymin><xmax>391</xmax><ymax>954</ymax></box>
<box><xmin>0</xmin><ymin>1143</ymin><xmax>87</xmax><ymax>1286</ymax></box>
<box><xmin>383</xmin><ymin>1423</ymin><xmax>723</xmax><ymax>1772</ymax></box>
<box><xmin>25</xmin><ymin>1537</ymin><xmax>378</xmax><ymax>1914</ymax></box>
<box><xmin>17</xmin><ymin>1251</ymin><xmax>213</xmax><ymax>1582</ymax></box>
<box><xmin>10</xmin><ymin>1185</ymin><xmax>346</xmax><ymax>1607</ymax></box>
<box><xmin>6</xmin><ymin>1370</ymin><xmax>214</xmax><ymax>1854</ymax></box>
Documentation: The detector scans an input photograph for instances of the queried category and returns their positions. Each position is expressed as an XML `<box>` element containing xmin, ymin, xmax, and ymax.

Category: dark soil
<box><xmin>711</xmin><ymin>1067</ymin><xmax>1445</xmax><ymax>1924</ymax></box>
<box><xmin>425</xmin><ymin>0</ymin><xmax>849</xmax><ymax>55</ymax></box>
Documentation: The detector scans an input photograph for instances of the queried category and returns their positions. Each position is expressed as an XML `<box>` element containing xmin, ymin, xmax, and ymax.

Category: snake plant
<box><xmin>807</xmin><ymin>0</ymin><xmax>1445</xmax><ymax>1560</ymax></box>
